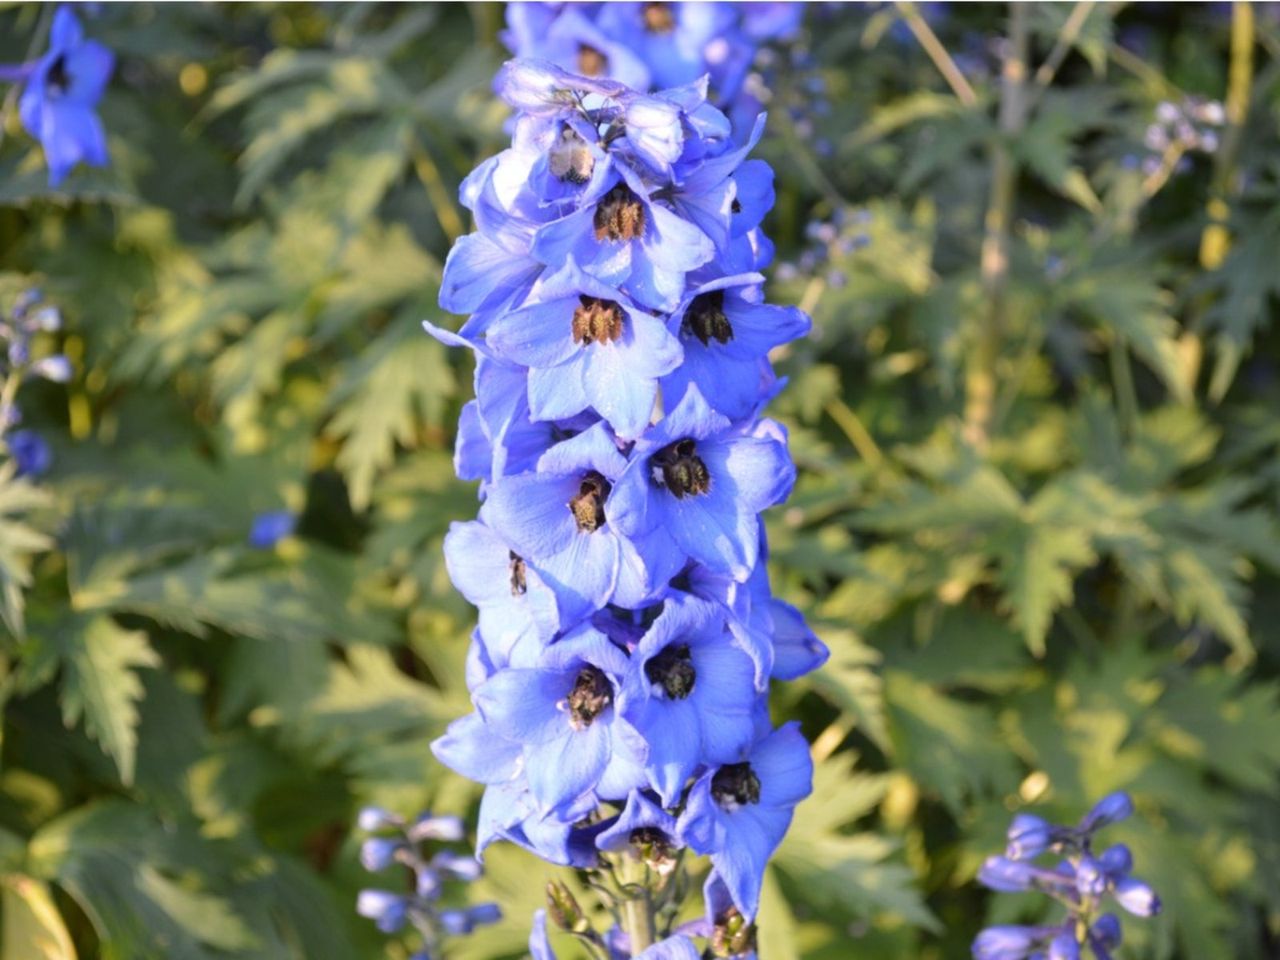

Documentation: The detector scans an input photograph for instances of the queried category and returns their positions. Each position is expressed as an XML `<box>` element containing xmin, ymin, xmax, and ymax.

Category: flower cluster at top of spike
<box><xmin>1</xmin><ymin>5</ymin><xmax>114</xmax><ymax>186</ymax></box>
<box><xmin>1</xmin><ymin>289</ymin><xmax>72</xmax><ymax>478</ymax></box>
<box><xmin>974</xmin><ymin>792</ymin><xmax>1162</xmax><ymax>960</ymax></box>
<box><xmin>356</xmin><ymin>806</ymin><xmax>502</xmax><ymax>959</ymax></box>
<box><xmin>424</xmin><ymin>51</ymin><xmax>827</xmax><ymax>942</ymax></box>
<box><xmin>500</xmin><ymin>2</ymin><xmax>803</xmax><ymax>136</ymax></box>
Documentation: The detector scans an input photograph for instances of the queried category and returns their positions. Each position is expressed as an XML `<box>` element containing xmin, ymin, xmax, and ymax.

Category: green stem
<box><xmin>965</xmin><ymin>3</ymin><xmax>1029</xmax><ymax>450</ymax></box>
<box><xmin>621</xmin><ymin>891</ymin><xmax>654</xmax><ymax>956</ymax></box>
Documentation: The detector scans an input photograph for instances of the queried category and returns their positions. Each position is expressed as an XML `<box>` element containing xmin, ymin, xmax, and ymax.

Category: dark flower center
<box><xmin>572</xmin><ymin>295</ymin><xmax>624</xmax><ymax>345</ymax></box>
<box><xmin>549</xmin><ymin>125</ymin><xmax>595</xmax><ymax>185</ymax></box>
<box><xmin>731</xmin><ymin>197</ymin><xmax>742</xmax><ymax>214</ymax></box>
<box><xmin>681</xmin><ymin>291</ymin><xmax>734</xmax><ymax>346</ymax></box>
<box><xmin>577</xmin><ymin>44</ymin><xmax>608</xmax><ymax>77</ymax></box>
<box><xmin>594</xmin><ymin>183</ymin><xmax>646</xmax><ymax>242</ymax></box>
<box><xmin>569</xmin><ymin>471</ymin><xmax>611</xmax><ymax>532</ymax></box>
<box><xmin>629</xmin><ymin>827</ymin><xmax>675</xmax><ymax>869</ymax></box>
<box><xmin>644</xmin><ymin>643</ymin><xmax>696</xmax><ymax>699</ymax></box>
<box><xmin>711</xmin><ymin>762</ymin><xmax>761</xmax><ymax>810</ymax></box>
<box><xmin>643</xmin><ymin>2</ymin><xmax>676</xmax><ymax>33</ymax></box>
<box><xmin>48</xmin><ymin>54</ymin><xmax>70</xmax><ymax>96</ymax></box>
<box><xmin>508</xmin><ymin>551</ymin><xmax>527</xmax><ymax>596</ymax></box>
<box><xmin>651</xmin><ymin>438</ymin><xmax>711</xmax><ymax>499</ymax></box>
<box><xmin>566</xmin><ymin>665</ymin><xmax>612</xmax><ymax>729</ymax></box>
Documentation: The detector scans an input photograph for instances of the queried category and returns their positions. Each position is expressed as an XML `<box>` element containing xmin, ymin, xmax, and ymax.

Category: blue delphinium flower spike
<box><xmin>426</xmin><ymin>47</ymin><xmax>818</xmax><ymax>956</ymax></box>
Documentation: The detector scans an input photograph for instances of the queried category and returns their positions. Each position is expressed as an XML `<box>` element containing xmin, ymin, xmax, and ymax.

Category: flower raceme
<box><xmin>973</xmin><ymin>792</ymin><xmax>1161</xmax><ymax>960</ymax></box>
<box><xmin>425</xmin><ymin>55</ymin><xmax>824</xmax><ymax>950</ymax></box>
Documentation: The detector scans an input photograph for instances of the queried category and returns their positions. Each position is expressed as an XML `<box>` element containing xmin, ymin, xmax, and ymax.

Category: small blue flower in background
<box><xmin>247</xmin><ymin>510</ymin><xmax>296</xmax><ymax>549</ymax></box>
<box><xmin>357</xmin><ymin>806</ymin><xmax>500</xmax><ymax>957</ymax></box>
<box><xmin>973</xmin><ymin>791</ymin><xmax>1161</xmax><ymax>959</ymax></box>
<box><xmin>8</xmin><ymin>430</ymin><xmax>52</xmax><ymax>478</ymax></box>
<box><xmin>18</xmin><ymin>5</ymin><xmax>114</xmax><ymax>186</ymax></box>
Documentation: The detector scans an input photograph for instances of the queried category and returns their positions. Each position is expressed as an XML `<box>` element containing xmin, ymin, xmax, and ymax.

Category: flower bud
<box><xmin>1079</xmin><ymin>791</ymin><xmax>1133</xmax><ymax>832</ymax></box>
<box><xmin>356</xmin><ymin>805</ymin><xmax>401</xmax><ymax>832</ymax></box>
<box><xmin>408</xmin><ymin>813</ymin><xmax>465</xmax><ymax>843</ymax></box>
<box><xmin>972</xmin><ymin>925</ymin><xmax>1042</xmax><ymax>960</ymax></box>
<box><xmin>1113</xmin><ymin>877</ymin><xmax>1161</xmax><ymax>917</ymax></box>
<box><xmin>359</xmin><ymin>837</ymin><xmax>402</xmax><ymax>872</ymax></box>
<box><xmin>1090</xmin><ymin>913</ymin><xmax>1122</xmax><ymax>949</ymax></box>
<box><xmin>1075</xmin><ymin>856</ymin><xmax>1107</xmax><ymax>898</ymax></box>
<box><xmin>545</xmin><ymin>880</ymin><xmax>588</xmax><ymax>933</ymax></box>
<box><xmin>1005</xmin><ymin>813</ymin><xmax>1053</xmax><ymax>860</ymax></box>
<box><xmin>31</xmin><ymin>355</ymin><xmax>72</xmax><ymax>383</ymax></box>
<box><xmin>1047</xmin><ymin>930</ymin><xmax>1080</xmax><ymax>960</ymax></box>
<box><xmin>431</xmin><ymin>850</ymin><xmax>482</xmax><ymax>882</ymax></box>
<box><xmin>356</xmin><ymin>890</ymin><xmax>408</xmax><ymax>933</ymax></box>
<box><xmin>1097</xmin><ymin>843</ymin><xmax>1133</xmax><ymax>880</ymax></box>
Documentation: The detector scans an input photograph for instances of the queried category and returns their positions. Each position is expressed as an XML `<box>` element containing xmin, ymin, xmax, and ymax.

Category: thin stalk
<box><xmin>410</xmin><ymin>137</ymin><xmax>466</xmax><ymax>243</ymax></box>
<box><xmin>895</xmin><ymin>2</ymin><xmax>977</xmax><ymax>106</ymax></box>
<box><xmin>965</xmin><ymin>3</ymin><xmax>1029</xmax><ymax>450</ymax></box>
<box><xmin>1199</xmin><ymin>0</ymin><xmax>1254</xmax><ymax>272</ymax></box>
<box><xmin>1026</xmin><ymin>1</ymin><xmax>1097</xmax><ymax>114</ymax></box>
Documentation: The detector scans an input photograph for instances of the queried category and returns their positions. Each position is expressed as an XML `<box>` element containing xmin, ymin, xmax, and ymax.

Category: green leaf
<box><xmin>325</xmin><ymin>308</ymin><xmax>455</xmax><ymax>511</ymax></box>
<box><xmin>0</xmin><ymin>465</ymin><xmax>55</xmax><ymax>638</ymax></box>
<box><xmin>0</xmin><ymin>875</ymin><xmax>76</xmax><ymax>960</ymax></box>
<box><xmin>55</xmin><ymin>616</ymin><xmax>159</xmax><ymax>786</ymax></box>
<box><xmin>28</xmin><ymin>802</ymin><xmax>258</xmax><ymax>960</ymax></box>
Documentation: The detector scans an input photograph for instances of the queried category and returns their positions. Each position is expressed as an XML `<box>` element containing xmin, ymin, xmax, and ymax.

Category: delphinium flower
<box><xmin>0</xmin><ymin>289</ymin><xmax>71</xmax><ymax>476</ymax></box>
<box><xmin>356</xmin><ymin>806</ymin><xmax>501</xmax><ymax>959</ymax></box>
<box><xmin>501</xmin><ymin>2</ymin><xmax>804</xmax><ymax>134</ymax></box>
<box><xmin>422</xmin><ymin>49</ymin><xmax>825</xmax><ymax>958</ymax></box>
<box><xmin>973</xmin><ymin>792</ymin><xmax>1162</xmax><ymax>960</ymax></box>
<box><xmin>1142</xmin><ymin>96</ymin><xmax>1225</xmax><ymax>175</ymax></box>
<box><xmin>2</xmin><ymin>5</ymin><xmax>114</xmax><ymax>187</ymax></box>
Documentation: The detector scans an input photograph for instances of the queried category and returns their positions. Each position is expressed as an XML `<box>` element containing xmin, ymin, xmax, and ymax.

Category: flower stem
<box><xmin>619</xmin><ymin>859</ymin><xmax>655</xmax><ymax>956</ymax></box>
<box><xmin>965</xmin><ymin>1</ymin><xmax>1029</xmax><ymax>450</ymax></box>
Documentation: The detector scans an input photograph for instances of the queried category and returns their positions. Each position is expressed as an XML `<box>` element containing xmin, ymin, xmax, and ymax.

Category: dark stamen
<box><xmin>644</xmin><ymin>643</ymin><xmax>696</xmax><ymax>699</ymax></box>
<box><xmin>711</xmin><ymin>762</ymin><xmax>761</xmax><ymax>810</ymax></box>
<box><xmin>566</xmin><ymin>666</ymin><xmax>612</xmax><ymax>729</ymax></box>
<box><xmin>48</xmin><ymin>54</ymin><xmax>69</xmax><ymax>95</ymax></box>
<box><xmin>577</xmin><ymin>44</ymin><xmax>608</xmax><ymax>77</ymax></box>
<box><xmin>509</xmin><ymin>551</ymin><xmax>527</xmax><ymax>596</ymax></box>
<box><xmin>629</xmin><ymin>827</ymin><xmax>675</xmax><ymax>870</ymax></box>
<box><xmin>569</xmin><ymin>471</ymin><xmax>611</xmax><ymax>532</ymax></box>
<box><xmin>650</xmin><ymin>438</ymin><xmax>711</xmax><ymax>499</ymax></box>
<box><xmin>594</xmin><ymin>183</ymin><xmax>646</xmax><ymax>242</ymax></box>
<box><xmin>681</xmin><ymin>290</ymin><xmax>734</xmax><ymax>345</ymax></box>
<box><xmin>731</xmin><ymin>197</ymin><xmax>742</xmax><ymax>214</ymax></box>
<box><xmin>572</xmin><ymin>295</ymin><xmax>624</xmax><ymax>345</ymax></box>
<box><xmin>643</xmin><ymin>2</ymin><xmax>675</xmax><ymax>33</ymax></box>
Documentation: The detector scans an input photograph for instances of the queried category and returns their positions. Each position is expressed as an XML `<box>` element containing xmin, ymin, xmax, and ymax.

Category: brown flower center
<box><xmin>566</xmin><ymin>666</ymin><xmax>612</xmax><ymax>729</ymax></box>
<box><xmin>643</xmin><ymin>2</ymin><xmax>675</xmax><ymax>33</ymax></box>
<box><xmin>594</xmin><ymin>183</ymin><xmax>647</xmax><ymax>242</ymax></box>
<box><xmin>577</xmin><ymin>44</ymin><xmax>608</xmax><ymax>77</ymax></box>
<box><xmin>651</xmin><ymin>438</ymin><xmax>711</xmax><ymax>499</ymax></box>
<box><xmin>681</xmin><ymin>291</ymin><xmax>734</xmax><ymax>345</ymax></box>
<box><xmin>549</xmin><ymin>125</ymin><xmax>595</xmax><ymax>185</ymax></box>
<box><xmin>572</xmin><ymin>295</ymin><xmax>624</xmax><ymax>345</ymax></box>
<box><xmin>569</xmin><ymin>471</ymin><xmax>611</xmax><ymax>532</ymax></box>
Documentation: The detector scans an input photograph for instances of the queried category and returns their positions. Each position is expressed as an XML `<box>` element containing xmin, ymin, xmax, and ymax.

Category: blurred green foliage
<box><xmin>1</xmin><ymin>3</ymin><xmax>1279</xmax><ymax>959</ymax></box>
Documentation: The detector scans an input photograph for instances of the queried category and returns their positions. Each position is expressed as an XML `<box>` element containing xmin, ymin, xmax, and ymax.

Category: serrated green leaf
<box><xmin>55</xmin><ymin>616</ymin><xmax>159</xmax><ymax>786</ymax></box>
